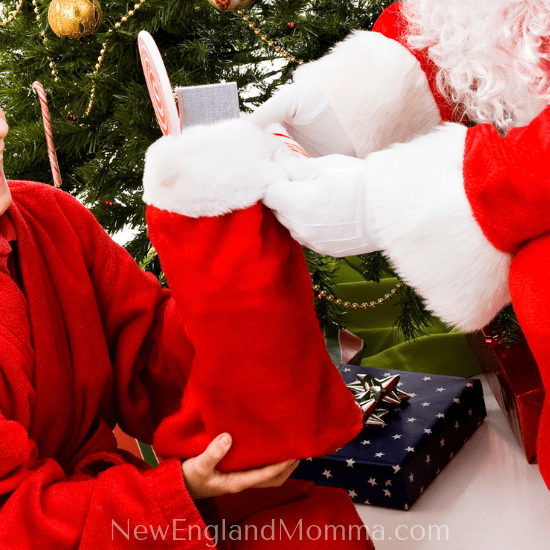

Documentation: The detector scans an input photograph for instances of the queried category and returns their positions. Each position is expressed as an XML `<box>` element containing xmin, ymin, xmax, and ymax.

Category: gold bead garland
<box><xmin>0</xmin><ymin>0</ymin><xmax>24</xmax><ymax>26</ymax></box>
<box><xmin>237</xmin><ymin>9</ymin><xmax>304</xmax><ymax>65</ymax></box>
<box><xmin>86</xmin><ymin>0</ymin><xmax>148</xmax><ymax>116</ymax></box>
<box><xmin>32</xmin><ymin>0</ymin><xmax>149</xmax><ymax>116</ymax></box>
<box><xmin>313</xmin><ymin>282</ymin><xmax>404</xmax><ymax>310</ymax></box>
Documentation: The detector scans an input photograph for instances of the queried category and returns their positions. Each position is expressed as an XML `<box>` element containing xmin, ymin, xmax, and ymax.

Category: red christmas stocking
<box><xmin>143</xmin><ymin>121</ymin><xmax>363</xmax><ymax>471</ymax></box>
<box><xmin>146</xmin><ymin>203</ymin><xmax>362</xmax><ymax>471</ymax></box>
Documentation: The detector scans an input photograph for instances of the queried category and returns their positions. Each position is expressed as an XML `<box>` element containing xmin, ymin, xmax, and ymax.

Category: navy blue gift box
<box><xmin>291</xmin><ymin>365</ymin><xmax>486</xmax><ymax>510</ymax></box>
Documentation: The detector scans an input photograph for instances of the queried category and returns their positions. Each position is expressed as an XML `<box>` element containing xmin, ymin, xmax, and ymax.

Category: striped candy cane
<box><xmin>272</xmin><ymin>132</ymin><xmax>310</xmax><ymax>158</ymax></box>
<box><xmin>32</xmin><ymin>81</ymin><xmax>62</xmax><ymax>188</ymax></box>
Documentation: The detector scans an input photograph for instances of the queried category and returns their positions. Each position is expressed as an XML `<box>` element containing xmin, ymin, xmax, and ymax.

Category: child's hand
<box><xmin>181</xmin><ymin>433</ymin><xmax>300</xmax><ymax>500</ymax></box>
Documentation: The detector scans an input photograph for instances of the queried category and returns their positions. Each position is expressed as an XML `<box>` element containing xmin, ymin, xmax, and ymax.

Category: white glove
<box><xmin>250</xmin><ymin>79</ymin><xmax>356</xmax><ymax>158</ymax></box>
<box><xmin>264</xmin><ymin>154</ymin><xmax>380</xmax><ymax>257</ymax></box>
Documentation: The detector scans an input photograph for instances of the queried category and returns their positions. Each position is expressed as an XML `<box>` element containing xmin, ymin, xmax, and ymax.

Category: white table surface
<box><xmin>354</xmin><ymin>376</ymin><xmax>550</xmax><ymax>549</ymax></box>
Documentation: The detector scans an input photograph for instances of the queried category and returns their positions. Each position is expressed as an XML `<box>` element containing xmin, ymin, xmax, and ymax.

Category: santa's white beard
<box><xmin>403</xmin><ymin>0</ymin><xmax>550</xmax><ymax>129</ymax></box>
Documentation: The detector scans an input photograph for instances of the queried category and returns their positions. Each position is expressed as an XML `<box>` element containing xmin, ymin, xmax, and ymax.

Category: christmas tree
<box><xmin>1</xmin><ymin>0</ymin><xmax>403</xmax><ymax>324</ymax></box>
<box><xmin>6</xmin><ymin>0</ymin><xmax>511</xmax><ymax>342</ymax></box>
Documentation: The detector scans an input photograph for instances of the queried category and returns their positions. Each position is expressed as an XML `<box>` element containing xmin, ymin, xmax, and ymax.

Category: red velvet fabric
<box><xmin>372</xmin><ymin>1</ymin><xmax>457</xmax><ymax>123</ymax></box>
<box><xmin>463</xmin><ymin>106</ymin><xmax>550</xmax><ymax>489</ymax></box>
<box><xmin>509</xmin><ymin>236</ymin><xmax>550</xmax><ymax>486</ymax></box>
<box><xmin>464</xmin><ymin>105</ymin><xmax>550</xmax><ymax>254</ymax></box>
<box><xmin>147</xmin><ymin>203</ymin><xmax>364</xmax><ymax>472</ymax></box>
<box><xmin>218</xmin><ymin>481</ymin><xmax>375</xmax><ymax>550</ymax></box>
<box><xmin>0</xmin><ymin>181</ymin><xmax>204</xmax><ymax>547</ymax></box>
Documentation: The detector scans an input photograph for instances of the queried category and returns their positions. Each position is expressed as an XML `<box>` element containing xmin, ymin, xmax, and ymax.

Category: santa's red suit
<box><xmin>0</xmin><ymin>180</ymin><xmax>372</xmax><ymax>548</ymax></box>
<box><xmin>369</xmin><ymin>3</ymin><xmax>550</xmax><ymax>488</ymax></box>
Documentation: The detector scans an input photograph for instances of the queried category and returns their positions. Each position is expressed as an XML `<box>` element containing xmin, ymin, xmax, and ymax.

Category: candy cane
<box><xmin>32</xmin><ymin>81</ymin><xmax>62</xmax><ymax>188</ymax></box>
<box><xmin>138</xmin><ymin>31</ymin><xmax>181</xmax><ymax>136</ymax></box>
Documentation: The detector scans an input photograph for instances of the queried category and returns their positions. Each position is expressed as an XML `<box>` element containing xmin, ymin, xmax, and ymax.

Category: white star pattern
<box><xmin>306</xmin><ymin>457</ymin><xmax>313</xmax><ymax>461</ymax></box>
<box><xmin>308</xmin><ymin>367</ymin><xmax>483</xmax><ymax>511</ymax></box>
<box><xmin>384</xmin><ymin>372</ymin><xmax>391</xmax><ymax>377</ymax></box>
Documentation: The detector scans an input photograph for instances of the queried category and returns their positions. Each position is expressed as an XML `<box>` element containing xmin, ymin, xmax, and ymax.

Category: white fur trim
<box><xmin>143</xmin><ymin>118</ymin><xmax>291</xmax><ymax>218</ymax></box>
<box><xmin>366</xmin><ymin>123</ymin><xmax>512</xmax><ymax>332</ymax></box>
<box><xmin>294</xmin><ymin>30</ymin><xmax>442</xmax><ymax>159</ymax></box>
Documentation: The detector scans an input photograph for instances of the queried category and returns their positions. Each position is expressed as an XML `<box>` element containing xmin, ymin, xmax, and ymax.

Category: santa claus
<box><xmin>143</xmin><ymin>0</ymin><xmax>550</xmax><ymax>488</ymax></box>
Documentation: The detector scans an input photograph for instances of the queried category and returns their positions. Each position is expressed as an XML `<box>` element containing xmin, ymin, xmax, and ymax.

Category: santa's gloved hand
<box><xmin>250</xmin><ymin>79</ymin><xmax>356</xmax><ymax>158</ymax></box>
<box><xmin>264</xmin><ymin>154</ymin><xmax>380</xmax><ymax>257</ymax></box>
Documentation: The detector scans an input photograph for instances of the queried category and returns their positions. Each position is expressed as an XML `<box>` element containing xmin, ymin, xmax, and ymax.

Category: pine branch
<box><xmin>493</xmin><ymin>304</ymin><xmax>524</xmax><ymax>347</ymax></box>
<box><xmin>357</xmin><ymin>251</ymin><xmax>395</xmax><ymax>283</ymax></box>
<box><xmin>304</xmin><ymin>248</ymin><xmax>346</xmax><ymax>332</ymax></box>
<box><xmin>394</xmin><ymin>284</ymin><xmax>435</xmax><ymax>342</ymax></box>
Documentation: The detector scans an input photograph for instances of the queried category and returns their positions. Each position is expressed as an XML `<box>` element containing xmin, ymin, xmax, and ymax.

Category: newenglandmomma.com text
<box><xmin>112</xmin><ymin>518</ymin><xmax>450</xmax><ymax>545</ymax></box>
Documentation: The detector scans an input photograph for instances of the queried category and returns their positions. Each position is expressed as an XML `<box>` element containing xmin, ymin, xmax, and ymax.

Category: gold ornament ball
<box><xmin>206</xmin><ymin>0</ymin><xmax>256</xmax><ymax>12</ymax></box>
<box><xmin>48</xmin><ymin>0</ymin><xmax>103</xmax><ymax>39</ymax></box>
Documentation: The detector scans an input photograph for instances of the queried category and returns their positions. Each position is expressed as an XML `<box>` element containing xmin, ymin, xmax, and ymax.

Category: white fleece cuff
<box><xmin>366</xmin><ymin>123</ymin><xmax>512</xmax><ymax>332</ymax></box>
<box><xmin>142</xmin><ymin>118</ymin><xmax>291</xmax><ymax>218</ymax></box>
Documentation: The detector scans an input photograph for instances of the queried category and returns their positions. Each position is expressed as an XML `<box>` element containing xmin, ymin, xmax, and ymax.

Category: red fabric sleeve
<box><xmin>0</xmin><ymin>183</ymin><xmax>210</xmax><ymax>548</ymax></box>
<box><xmin>464</xmin><ymin>104</ymin><xmax>550</xmax><ymax>255</ymax></box>
<box><xmin>0</xmin><ymin>414</ymin><xmax>211</xmax><ymax>549</ymax></box>
<box><xmin>48</xmin><ymin>187</ymin><xmax>195</xmax><ymax>444</ymax></box>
